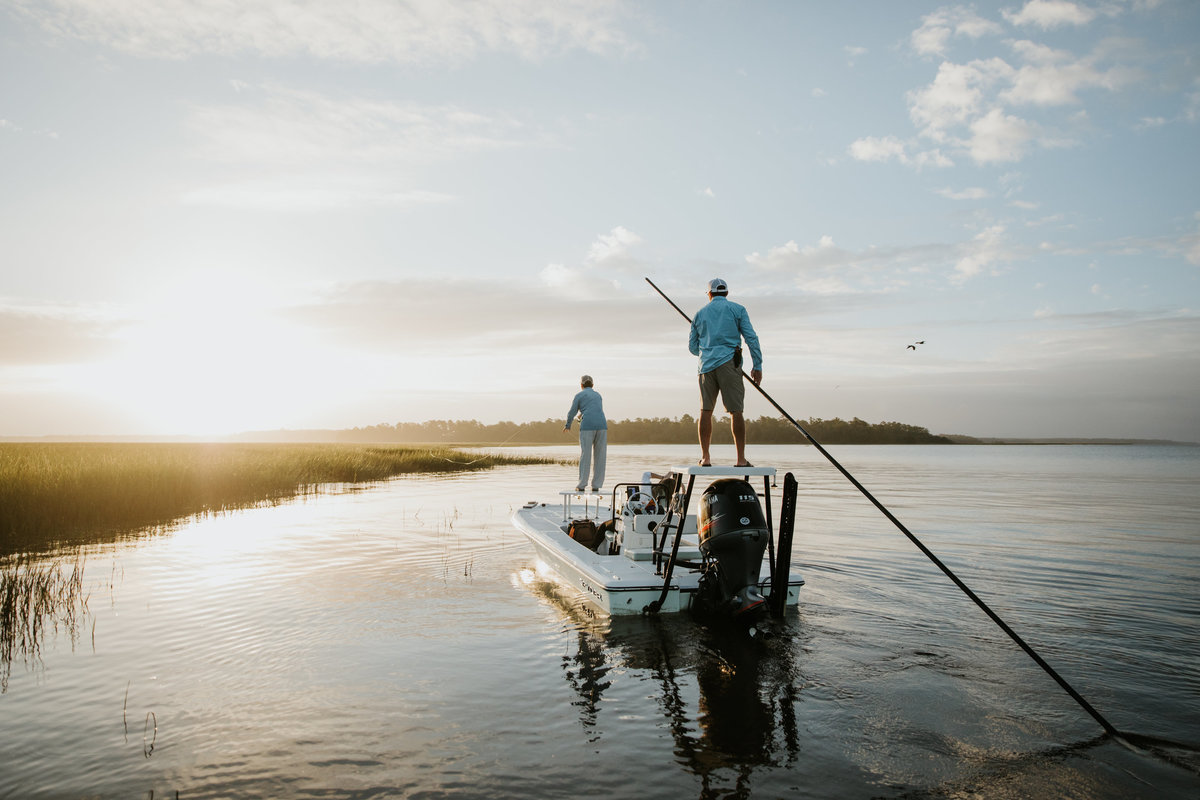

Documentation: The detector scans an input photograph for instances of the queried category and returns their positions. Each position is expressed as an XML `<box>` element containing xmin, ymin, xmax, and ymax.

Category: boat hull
<box><xmin>513</xmin><ymin>500</ymin><xmax>803</xmax><ymax>616</ymax></box>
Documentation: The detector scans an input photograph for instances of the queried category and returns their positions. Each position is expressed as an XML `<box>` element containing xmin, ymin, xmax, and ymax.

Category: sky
<box><xmin>1</xmin><ymin>0</ymin><xmax>1198</xmax><ymax>441</ymax></box>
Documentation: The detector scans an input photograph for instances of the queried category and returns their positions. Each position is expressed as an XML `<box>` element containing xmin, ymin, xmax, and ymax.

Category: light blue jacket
<box><xmin>565</xmin><ymin>387</ymin><xmax>607</xmax><ymax>431</ymax></box>
<box><xmin>689</xmin><ymin>296</ymin><xmax>763</xmax><ymax>374</ymax></box>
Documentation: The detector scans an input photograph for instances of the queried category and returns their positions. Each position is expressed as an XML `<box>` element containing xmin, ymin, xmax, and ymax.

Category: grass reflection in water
<box><xmin>0</xmin><ymin>555</ymin><xmax>89</xmax><ymax>692</ymax></box>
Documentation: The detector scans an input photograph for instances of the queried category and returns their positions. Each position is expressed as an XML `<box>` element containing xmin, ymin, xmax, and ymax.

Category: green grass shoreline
<box><xmin>0</xmin><ymin>442</ymin><xmax>553</xmax><ymax>556</ymax></box>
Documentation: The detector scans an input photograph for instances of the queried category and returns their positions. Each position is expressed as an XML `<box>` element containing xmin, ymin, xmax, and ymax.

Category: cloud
<box><xmin>967</xmin><ymin>107</ymin><xmax>1038</xmax><ymax>163</ymax></box>
<box><xmin>1188</xmin><ymin>213</ymin><xmax>1200</xmax><ymax>266</ymax></box>
<box><xmin>908</xmin><ymin>58</ymin><xmax>1014</xmax><ymax>143</ymax></box>
<box><xmin>745</xmin><ymin>235</ymin><xmax>959</xmax><ymax>294</ymax></box>
<box><xmin>181</xmin><ymin>178</ymin><xmax>454</xmax><ymax>211</ymax></box>
<box><xmin>10</xmin><ymin>0</ymin><xmax>637</xmax><ymax>64</ymax></box>
<box><xmin>179</xmin><ymin>85</ymin><xmax>538</xmax><ymax>209</ymax></box>
<box><xmin>586</xmin><ymin>225</ymin><xmax>643</xmax><ymax>266</ymax></box>
<box><xmin>188</xmin><ymin>86</ymin><xmax>534</xmax><ymax>167</ymax></box>
<box><xmin>286</xmin><ymin>276</ymin><xmax>653</xmax><ymax>355</ymax></box>
<box><xmin>936</xmin><ymin>186</ymin><xmax>990</xmax><ymax>200</ymax></box>
<box><xmin>866</xmin><ymin>13</ymin><xmax>1151</xmax><ymax>168</ymax></box>
<box><xmin>911</xmin><ymin>6</ymin><xmax>1003</xmax><ymax>57</ymax></box>
<box><xmin>847</xmin><ymin>136</ymin><xmax>952</xmax><ymax>168</ymax></box>
<box><xmin>1000</xmin><ymin>40</ymin><xmax>1141</xmax><ymax>106</ymax></box>
<box><xmin>953</xmin><ymin>224</ymin><xmax>1012</xmax><ymax>281</ymax></box>
<box><xmin>0</xmin><ymin>304</ymin><xmax>122</xmax><ymax>365</ymax></box>
<box><xmin>1003</xmin><ymin>0</ymin><xmax>1097</xmax><ymax>29</ymax></box>
<box><xmin>536</xmin><ymin>227</ymin><xmax>643</xmax><ymax>292</ymax></box>
<box><xmin>848</xmin><ymin>135</ymin><xmax>907</xmax><ymax>162</ymax></box>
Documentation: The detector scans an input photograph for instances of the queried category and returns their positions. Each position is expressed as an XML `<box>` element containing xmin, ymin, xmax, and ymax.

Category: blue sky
<box><xmin>2</xmin><ymin>0</ymin><xmax>1198</xmax><ymax>440</ymax></box>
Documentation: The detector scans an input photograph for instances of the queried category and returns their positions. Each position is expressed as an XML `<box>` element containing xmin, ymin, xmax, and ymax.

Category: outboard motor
<box><xmin>697</xmin><ymin>479</ymin><xmax>768</xmax><ymax>619</ymax></box>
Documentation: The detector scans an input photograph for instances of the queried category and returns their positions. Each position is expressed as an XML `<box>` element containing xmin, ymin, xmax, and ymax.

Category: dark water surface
<box><xmin>2</xmin><ymin>444</ymin><xmax>1198</xmax><ymax>798</ymax></box>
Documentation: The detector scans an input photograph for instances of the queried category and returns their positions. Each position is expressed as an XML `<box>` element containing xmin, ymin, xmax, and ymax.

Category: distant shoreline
<box><xmin>1</xmin><ymin>414</ymin><xmax>1194</xmax><ymax>448</ymax></box>
<box><xmin>2</xmin><ymin>435</ymin><xmax>1195</xmax><ymax>447</ymax></box>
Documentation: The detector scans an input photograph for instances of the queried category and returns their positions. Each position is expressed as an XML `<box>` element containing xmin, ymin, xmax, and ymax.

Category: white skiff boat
<box><xmin>513</xmin><ymin>465</ymin><xmax>805</xmax><ymax>619</ymax></box>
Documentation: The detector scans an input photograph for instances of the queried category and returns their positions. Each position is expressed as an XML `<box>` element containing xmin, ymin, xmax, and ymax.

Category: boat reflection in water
<box><xmin>526</xmin><ymin>569</ymin><xmax>806</xmax><ymax>793</ymax></box>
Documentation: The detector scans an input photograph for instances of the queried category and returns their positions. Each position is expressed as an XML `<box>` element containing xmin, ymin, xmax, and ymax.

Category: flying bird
<box><xmin>906</xmin><ymin>340</ymin><xmax>925</xmax><ymax>350</ymax></box>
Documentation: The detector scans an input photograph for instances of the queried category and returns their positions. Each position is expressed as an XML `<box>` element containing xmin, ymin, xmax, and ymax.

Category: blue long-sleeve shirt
<box><xmin>688</xmin><ymin>296</ymin><xmax>763</xmax><ymax>374</ymax></box>
<box><xmin>565</xmin><ymin>387</ymin><xmax>607</xmax><ymax>430</ymax></box>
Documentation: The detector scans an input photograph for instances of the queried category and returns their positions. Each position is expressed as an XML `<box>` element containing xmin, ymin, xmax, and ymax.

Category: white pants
<box><xmin>577</xmin><ymin>429</ymin><xmax>607</xmax><ymax>490</ymax></box>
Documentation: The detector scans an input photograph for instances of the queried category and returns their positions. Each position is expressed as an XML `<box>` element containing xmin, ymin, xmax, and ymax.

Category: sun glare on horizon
<box><xmin>61</xmin><ymin>290</ymin><xmax>369</xmax><ymax>436</ymax></box>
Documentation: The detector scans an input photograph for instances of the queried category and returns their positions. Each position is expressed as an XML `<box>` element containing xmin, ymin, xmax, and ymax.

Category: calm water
<box><xmin>2</xmin><ymin>444</ymin><xmax>1198</xmax><ymax>799</ymax></box>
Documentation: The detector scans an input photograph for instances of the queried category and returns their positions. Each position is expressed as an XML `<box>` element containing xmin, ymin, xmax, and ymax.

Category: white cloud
<box><xmin>744</xmin><ymin>235</ymin><xmax>968</xmax><ymax>295</ymax></box>
<box><xmin>936</xmin><ymin>186</ymin><xmax>990</xmax><ymax>200</ymax></box>
<box><xmin>908</xmin><ymin>58</ymin><xmax>1014</xmax><ymax>143</ymax></box>
<box><xmin>1188</xmin><ymin>213</ymin><xmax>1200</xmax><ymax>266</ymax></box>
<box><xmin>954</xmin><ymin>224</ymin><xmax>1012</xmax><ymax>281</ymax></box>
<box><xmin>914</xmin><ymin>148</ymin><xmax>956</xmax><ymax>168</ymax></box>
<box><xmin>1187</xmin><ymin>78</ymin><xmax>1200</xmax><ymax>121</ymax></box>
<box><xmin>178</xmin><ymin>85</ymin><xmax>535</xmax><ymax>210</ymax></box>
<box><xmin>1004</xmin><ymin>0</ymin><xmax>1097</xmax><ymax>29</ymax></box>
<box><xmin>540</xmin><ymin>263</ymin><xmax>573</xmax><ymax>287</ymax></box>
<box><xmin>188</xmin><ymin>86</ymin><xmax>532</xmax><ymax>167</ymax></box>
<box><xmin>1001</xmin><ymin>39</ymin><xmax>1140</xmax><ymax>106</ymax></box>
<box><xmin>847</xmin><ymin>136</ymin><xmax>953</xmax><ymax>168</ymax></box>
<box><xmin>181</xmin><ymin>178</ymin><xmax>454</xmax><ymax>211</ymax></box>
<box><xmin>11</xmin><ymin>0</ymin><xmax>637</xmax><ymax>63</ymax></box>
<box><xmin>967</xmin><ymin>108</ymin><xmax>1038</xmax><ymax>163</ymax></box>
<box><xmin>874</xmin><ymin>18</ymin><xmax>1150</xmax><ymax>168</ymax></box>
<box><xmin>848</xmin><ymin>135</ymin><xmax>907</xmax><ymax>162</ymax></box>
<box><xmin>0</xmin><ymin>302</ymin><xmax>123</xmax><ymax>365</ymax></box>
<box><xmin>746</xmin><ymin>237</ymin><xmax>858</xmax><ymax>294</ymax></box>
<box><xmin>586</xmin><ymin>226</ymin><xmax>643</xmax><ymax>266</ymax></box>
<box><xmin>911</xmin><ymin>6</ymin><xmax>1003</xmax><ymax>57</ymax></box>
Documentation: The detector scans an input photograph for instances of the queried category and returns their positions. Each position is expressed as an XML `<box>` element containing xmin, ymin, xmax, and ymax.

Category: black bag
<box><xmin>568</xmin><ymin>518</ymin><xmax>604</xmax><ymax>550</ymax></box>
<box><xmin>733</xmin><ymin>346</ymin><xmax>743</xmax><ymax>368</ymax></box>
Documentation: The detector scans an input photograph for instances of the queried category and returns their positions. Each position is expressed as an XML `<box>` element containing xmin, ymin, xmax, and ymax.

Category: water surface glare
<box><xmin>2</xmin><ymin>445</ymin><xmax>1198</xmax><ymax>798</ymax></box>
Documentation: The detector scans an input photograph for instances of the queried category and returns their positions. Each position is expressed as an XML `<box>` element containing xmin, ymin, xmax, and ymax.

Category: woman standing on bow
<box><xmin>563</xmin><ymin>374</ymin><xmax>607</xmax><ymax>492</ymax></box>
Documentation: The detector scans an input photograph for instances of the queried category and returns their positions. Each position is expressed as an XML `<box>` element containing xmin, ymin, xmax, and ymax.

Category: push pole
<box><xmin>645</xmin><ymin>276</ymin><xmax>1121</xmax><ymax>738</ymax></box>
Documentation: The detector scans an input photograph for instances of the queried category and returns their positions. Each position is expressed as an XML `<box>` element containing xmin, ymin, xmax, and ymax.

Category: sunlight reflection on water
<box><xmin>2</xmin><ymin>444</ymin><xmax>1198</xmax><ymax>798</ymax></box>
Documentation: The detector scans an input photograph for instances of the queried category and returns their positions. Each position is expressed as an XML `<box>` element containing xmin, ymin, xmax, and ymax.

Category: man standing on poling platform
<box><xmin>689</xmin><ymin>278</ymin><xmax>762</xmax><ymax>468</ymax></box>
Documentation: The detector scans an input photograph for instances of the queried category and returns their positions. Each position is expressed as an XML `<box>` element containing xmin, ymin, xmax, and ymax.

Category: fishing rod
<box><xmin>645</xmin><ymin>276</ymin><xmax>1122</xmax><ymax>739</ymax></box>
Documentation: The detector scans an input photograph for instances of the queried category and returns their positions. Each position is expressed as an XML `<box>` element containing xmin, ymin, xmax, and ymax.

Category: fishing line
<box><xmin>645</xmin><ymin>276</ymin><xmax>1123</xmax><ymax>739</ymax></box>
<box><xmin>429</xmin><ymin>425</ymin><xmax>531</xmax><ymax>465</ymax></box>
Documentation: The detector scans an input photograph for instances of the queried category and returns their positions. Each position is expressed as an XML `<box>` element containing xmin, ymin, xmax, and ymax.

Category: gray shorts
<box><xmin>698</xmin><ymin>359</ymin><xmax>745</xmax><ymax>413</ymax></box>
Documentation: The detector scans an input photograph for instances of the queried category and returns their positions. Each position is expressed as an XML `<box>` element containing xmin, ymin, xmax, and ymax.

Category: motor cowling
<box><xmin>697</xmin><ymin>479</ymin><xmax>768</xmax><ymax>618</ymax></box>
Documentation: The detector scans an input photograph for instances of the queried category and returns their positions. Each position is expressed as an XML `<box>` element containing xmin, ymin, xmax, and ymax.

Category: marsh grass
<box><xmin>0</xmin><ymin>555</ymin><xmax>88</xmax><ymax>691</ymax></box>
<box><xmin>0</xmin><ymin>442</ymin><xmax>551</xmax><ymax>554</ymax></box>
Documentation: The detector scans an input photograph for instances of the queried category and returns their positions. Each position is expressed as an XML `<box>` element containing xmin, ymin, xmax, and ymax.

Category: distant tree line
<box><xmin>299</xmin><ymin>416</ymin><xmax>954</xmax><ymax>445</ymax></box>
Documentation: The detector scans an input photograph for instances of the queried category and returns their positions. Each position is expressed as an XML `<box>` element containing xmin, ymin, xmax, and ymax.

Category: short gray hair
<box><xmin>580</xmin><ymin>374</ymin><xmax>593</xmax><ymax>387</ymax></box>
